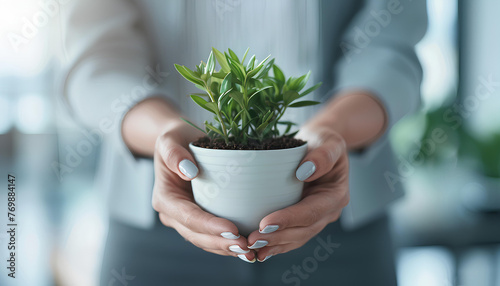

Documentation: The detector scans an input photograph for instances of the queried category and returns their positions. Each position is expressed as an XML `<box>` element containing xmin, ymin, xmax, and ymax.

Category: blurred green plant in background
<box><xmin>391</xmin><ymin>96</ymin><xmax>500</xmax><ymax>179</ymax></box>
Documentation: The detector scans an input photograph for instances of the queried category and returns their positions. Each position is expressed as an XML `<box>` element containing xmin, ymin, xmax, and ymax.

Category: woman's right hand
<box><xmin>151</xmin><ymin>121</ymin><xmax>255</xmax><ymax>262</ymax></box>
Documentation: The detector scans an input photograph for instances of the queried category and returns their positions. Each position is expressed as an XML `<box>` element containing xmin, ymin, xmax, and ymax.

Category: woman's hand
<box><xmin>247</xmin><ymin>127</ymin><xmax>350</xmax><ymax>262</ymax></box>
<box><xmin>151</xmin><ymin>121</ymin><xmax>256</xmax><ymax>261</ymax></box>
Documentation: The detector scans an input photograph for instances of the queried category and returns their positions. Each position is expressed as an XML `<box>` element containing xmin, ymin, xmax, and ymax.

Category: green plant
<box><xmin>175</xmin><ymin>48</ymin><xmax>321</xmax><ymax>145</ymax></box>
<box><xmin>460</xmin><ymin>131</ymin><xmax>500</xmax><ymax>178</ymax></box>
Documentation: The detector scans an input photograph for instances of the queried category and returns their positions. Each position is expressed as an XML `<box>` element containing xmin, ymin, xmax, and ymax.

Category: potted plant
<box><xmin>174</xmin><ymin>48</ymin><xmax>321</xmax><ymax>235</ymax></box>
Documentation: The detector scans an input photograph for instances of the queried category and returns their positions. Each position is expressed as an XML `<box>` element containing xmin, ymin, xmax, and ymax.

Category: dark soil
<box><xmin>192</xmin><ymin>136</ymin><xmax>306</xmax><ymax>150</ymax></box>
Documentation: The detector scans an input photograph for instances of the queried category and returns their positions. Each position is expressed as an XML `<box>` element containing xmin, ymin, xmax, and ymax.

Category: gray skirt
<box><xmin>100</xmin><ymin>214</ymin><xmax>397</xmax><ymax>286</ymax></box>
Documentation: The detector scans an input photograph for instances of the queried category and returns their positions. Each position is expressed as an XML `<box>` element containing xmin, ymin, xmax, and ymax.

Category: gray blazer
<box><xmin>60</xmin><ymin>0</ymin><xmax>427</xmax><ymax>230</ymax></box>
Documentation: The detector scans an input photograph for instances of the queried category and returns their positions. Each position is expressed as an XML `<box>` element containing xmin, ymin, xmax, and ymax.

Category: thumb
<box><xmin>156</xmin><ymin>134</ymin><xmax>199</xmax><ymax>181</ymax></box>
<box><xmin>295</xmin><ymin>138</ymin><xmax>345</xmax><ymax>182</ymax></box>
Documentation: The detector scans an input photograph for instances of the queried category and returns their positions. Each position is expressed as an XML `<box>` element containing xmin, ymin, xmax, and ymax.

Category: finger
<box><xmin>237</xmin><ymin>251</ymin><xmax>257</xmax><ymax>263</ymax></box>
<box><xmin>156</xmin><ymin>133</ymin><xmax>199</xmax><ymax>180</ymax></box>
<box><xmin>162</xmin><ymin>215</ymin><xmax>249</xmax><ymax>254</ymax></box>
<box><xmin>295</xmin><ymin>139</ymin><xmax>345</xmax><ymax>182</ymax></box>
<box><xmin>201</xmin><ymin>248</ymin><xmax>239</xmax><ymax>257</ymax></box>
<box><xmin>258</xmin><ymin>192</ymin><xmax>347</xmax><ymax>231</ymax></box>
<box><xmin>248</xmin><ymin>221</ymin><xmax>325</xmax><ymax>248</ymax></box>
<box><xmin>201</xmin><ymin>248</ymin><xmax>257</xmax><ymax>262</ymax></box>
<box><xmin>255</xmin><ymin>242</ymin><xmax>305</xmax><ymax>261</ymax></box>
<box><xmin>155</xmin><ymin>194</ymin><xmax>242</xmax><ymax>238</ymax></box>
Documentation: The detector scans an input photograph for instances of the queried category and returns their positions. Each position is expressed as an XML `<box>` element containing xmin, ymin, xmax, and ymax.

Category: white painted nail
<box><xmin>296</xmin><ymin>161</ymin><xmax>316</xmax><ymax>181</ymax></box>
<box><xmin>229</xmin><ymin>245</ymin><xmax>249</xmax><ymax>254</ymax></box>
<box><xmin>221</xmin><ymin>232</ymin><xmax>240</xmax><ymax>240</ymax></box>
<box><xmin>259</xmin><ymin>225</ymin><xmax>279</xmax><ymax>234</ymax></box>
<box><xmin>248</xmin><ymin>240</ymin><xmax>268</xmax><ymax>249</ymax></box>
<box><xmin>258</xmin><ymin>255</ymin><xmax>273</xmax><ymax>262</ymax></box>
<box><xmin>238</xmin><ymin>254</ymin><xmax>256</xmax><ymax>263</ymax></box>
<box><xmin>179</xmin><ymin>159</ymin><xmax>198</xmax><ymax>179</ymax></box>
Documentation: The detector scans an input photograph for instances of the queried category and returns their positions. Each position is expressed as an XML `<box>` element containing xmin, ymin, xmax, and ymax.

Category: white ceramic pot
<box><xmin>189</xmin><ymin>143</ymin><xmax>307</xmax><ymax>236</ymax></box>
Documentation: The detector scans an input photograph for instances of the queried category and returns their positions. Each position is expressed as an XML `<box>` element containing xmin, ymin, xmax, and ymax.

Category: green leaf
<box><xmin>295</xmin><ymin>71</ymin><xmax>311</xmax><ymax>91</ymax></box>
<box><xmin>275</xmin><ymin>93</ymin><xmax>284</xmax><ymax>102</ymax></box>
<box><xmin>283</xmin><ymin>90</ymin><xmax>301</xmax><ymax>105</ymax></box>
<box><xmin>196</xmin><ymin>63</ymin><xmax>204</xmax><ymax>75</ymax></box>
<box><xmin>218</xmin><ymin>87</ymin><xmax>232</xmax><ymax>108</ymax></box>
<box><xmin>205</xmin><ymin>51</ymin><xmax>215</xmax><ymax>75</ymax></box>
<box><xmin>227</xmin><ymin>58</ymin><xmax>245</xmax><ymax>81</ymax></box>
<box><xmin>195</xmin><ymin>84</ymin><xmax>206</xmax><ymax>91</ymax></box>
<box><xmin>255</xmin><ymin>54</ymin><xmax>271</xmax><ymax>70</ymax></box>
<box><xmin>248</xmin><ymin>86</ymin><xmax>273</xmax><ymax>102</ymax></box>
<box><xmin>247</xmin><ymin>64</ymin><xmax>264</xmax><ymax>79</ymax></box>
<box><xmin>241</xmin><ymin>47</ymin><xmax>250</xmax><ymax>63</ymax></box>
<box><xmin>262</xmin><ymin>122</ymin><xmax>274</xmax><ymax>136</ymax></box>
<box><xmin>228</xmin><ymin>48</ymin><xmax>240</xmax><ymax>63</ymax></box>
<box><xmin>233</xmin><ymin>109</ymin><xmax>244</xmax><ymax>122</ymax></box>
<box><xmin>190</xmin><ymin>92</ymin><xmax>209</xmax><ymax>97</ymax></box>
<box><xmin>190</xmin><ymin>94</ymin><xmax>215</xmax><ymax>114</ymax></box>
<box><xmin>256</xmin><ymin>58</ymin><xmax>275</xmax><ymax>79</ymax></box>
<box><xmin>256</xmin><ymin>110</ymin><xmax>273</xmax><ymax>132</ymax></box>
<box><xmin>263</xmin><ymin>110</ymin><xmax>273</xmax><ymax>122</ymax></box>
<box><xmin>287</xmin><ymin>71</ymin><xmax>311</xmax><ymax>91</ymax></box>
<box><xmin>277</xmin><ymin>121</ymin><xmax>297</xmax><ymax>126</ymax></box>
<box><xmin>273</xmin><ymin>64</ymin><xmax>285</xmax><ymax>84</ymax></box>
<box><xmin>175</xmin><ymin>64</ymin><xmax>204</xmax><ymax>86</ymax></box>
<box><xmin>204</xmin><ymin>102</ymin><xmax>219</xmax><ymax>114</ymax></box>
<box><xmin>180</xmin><ymin>118</ymin><xmax>206</xmax><ymax>134</ymax></box>
<box><xmin>205</xmin><ymin>121</ymin><xmax>224</xmax><ymax>136</ymax></box>
<box><xmin>262</xmin><ymin>78</ymin><xmax>279</xmax><ymax>99</ymax></box>
<box><xmin>246</xmin><ymin>55</ymin><xmax>256</xmax><ymax>71</ymax></box>
<box><xmin>288</xmin><ymin>100</ymin><xmax>321</xmax><ymax>107</ymax></box>
<box><xmin>278</xmin><ymin>121</ymin><xmax>297</xmax><ymax>134</ymax></box>
<box><xmin>220</xmin><ymin>73</ymin><xmax>232</xmax><ymax>94</ymax></box>
<box><xmin>211</xmin><ymin>71</ymin><xmax>228</xmax><ymax>79</ymax></box>
<box><xmin>228</xmin><ymin>90</ymin><xmax>246</xmax><ymax>109</ymax></box>
<box><xmin>212</xmin><ymin>47</ymin><xmax>231</xmax><ymax>73</ymax></box>
<box><xmin>230</xmin><ymin>121</ymin><xmax>240</xmax><ymax>137</ymax></box>
<box><xmin>210</xmin><ymin>81</ymin><xmax>220</xmax><ymax>100</ymax></box>
<box><xmin>256</xmin><ymin>121</ymin><xmax>270</xmax><ymax>133</ymax></box>
<box><xmin>300</xmin><ymin>82</ymin><xmax>322</xmax><ymax>97</ymax></box>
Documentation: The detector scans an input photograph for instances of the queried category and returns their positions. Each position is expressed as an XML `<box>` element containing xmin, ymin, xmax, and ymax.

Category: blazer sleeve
<box><xmin>333</xmin><ymin>0</ymin><xmax>428</xmax><ymax>133</ymax></box>
<box><xmin>59</xmin><ymin>0</ymin><xmax>166</xmax><ymax>156</ymax></box>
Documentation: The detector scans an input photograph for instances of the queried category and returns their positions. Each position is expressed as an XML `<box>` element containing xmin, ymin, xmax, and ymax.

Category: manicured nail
<box><xmin>229</xmin><ymin>245</ymin><xmax>249</xmax><ymax>254</ymax></box>
<box><xmin>258</xmin><ymin>255</ymin><xmax>273</xmax><ymax>262</ymax></box>
<box><xmin>259</xmin><ymin>225</ymin><xmax>279</xmax><ymax>234</ymax></box>
<box><xmin>221</xmin><ymin>232</ymin><xmax>240</xmax><ymax>240</ymax></box>
<box><xmin>238</xmin><ymin>254</ymin><xmax>256</xmax><ymax>263</ymax></box>
<box><xmin>296</xmin><ymin>161</ymin><xmax>316</xmax><ymax>181</ymax></box>
<box><xmin>179</xmin><ymin>159</ymin><xmax>198</xmax><ymax>179</ymax></box>
<box><xmin>248</xmin><ymin>240</ymin><xmax>268</xmax><ymax>249</ymax></box>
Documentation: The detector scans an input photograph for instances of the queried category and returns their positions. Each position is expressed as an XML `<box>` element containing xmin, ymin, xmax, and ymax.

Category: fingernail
<box><xmin>229</xmin><ymin>245</ymin><xmax>249</xmax><ymax>254</ymax></box>
<box><xmin>258</xmin><ymin>255</ymin><xmax>273</xmax><ymax>262</ymax></box>
<box><xmin>238</xmin><ymin>254</ymin><xmax>256</xmax><ymax>263</ymax></box>
<box><xmin>259</xmin><ymin>225</ymin><xmax>279</xmax><ymax>234</ymax></box>
<box><xmin>248</xmin><ymin>240</ymin><xmax>268</xmax><ymax>249</ymax></box>
<box><xmin>221</xmin><ymin>232</ymin><xmax>240</xmax><ymax>239</ymax></box>
<box><xmin>296</xmin><ymin>161</ymin><xmax>316</xmax><ymax>181</ymax></box>
<box><xmin>179</xmin><ymin>159</ymin><xmax>198</xmax><ymax>179</ymax></box>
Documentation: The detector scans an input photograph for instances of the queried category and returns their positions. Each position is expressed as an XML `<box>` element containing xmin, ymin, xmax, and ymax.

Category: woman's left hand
<box><xmin>247</xmin><ymin>127</ymin><xmax>350</xmax><ymax>262</ymax></box>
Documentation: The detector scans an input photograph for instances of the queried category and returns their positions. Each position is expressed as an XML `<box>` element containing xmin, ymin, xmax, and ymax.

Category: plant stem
<box><xmin>242</xmin><ymin>78</ymin><xmax>249</xmax><ymax>144</ymax></box>
<box><xmin>274</xmin><ymin>105</ymin><xmax>287</xmax><ymax>134</ymax></box>
<box><xmin>205</xmin><ymin>84</ymin><xmax>229</xmax><ymax>143</ymax></box>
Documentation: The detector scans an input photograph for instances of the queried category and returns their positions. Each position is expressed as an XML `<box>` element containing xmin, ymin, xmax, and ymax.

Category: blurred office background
<box><xmin>0</xmin><ymin>0</ymin><xmax>499</xmax><ymax>285</ymax></box>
